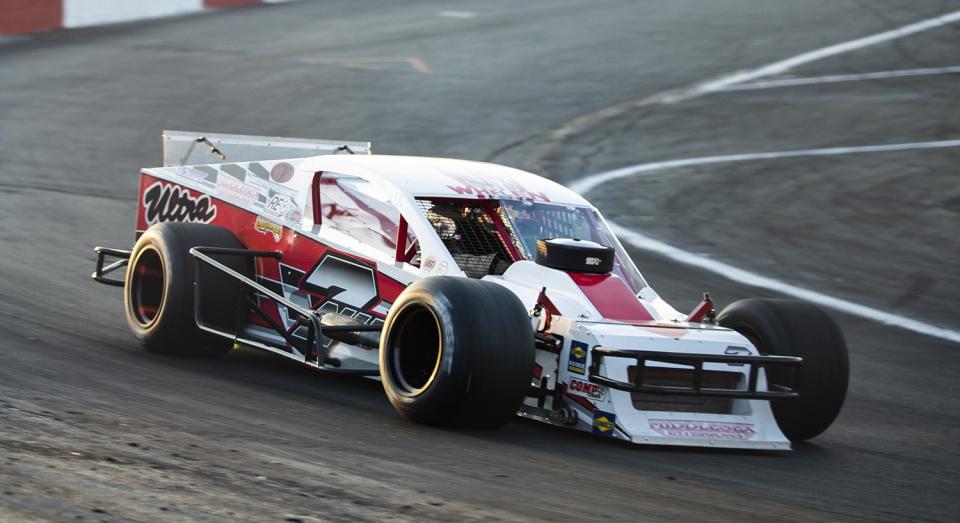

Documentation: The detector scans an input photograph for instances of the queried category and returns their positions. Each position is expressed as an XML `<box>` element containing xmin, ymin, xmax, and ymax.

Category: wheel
<box><xmin>718</xmin><ymin>298</ymin><xmax>849</xmax><ymax>441</ymax></box>
<box><xmin>379</xmin><ymin>276</ymin><xmax>535</xmax><ymax>428</ymax></box>
<box><xmin>124</xmin><ymin>222</ymin><xmax>250</xmax><ymax>356</ymax></box>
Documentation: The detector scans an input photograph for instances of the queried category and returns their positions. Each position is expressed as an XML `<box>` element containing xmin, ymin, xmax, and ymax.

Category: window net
<box><xmin>416</xmin><ymin>199</ymin><xmax>514</xmax><ymax>278</ymax></box>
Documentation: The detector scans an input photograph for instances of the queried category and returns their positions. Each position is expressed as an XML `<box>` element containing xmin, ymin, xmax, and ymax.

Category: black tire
<box><xmin>124</xmin><ymin>222</ymin><xmax>249</xmax><ymax>357</ymax></box>
<box><xmin>379</xmin><ymin>277</ymin><xmax>535</xmax><ymax>428</ymax></box>
<box><xmin>718</xmin><ymin>298</ymin><xmax>849</xmax><ymax>442</ymax></box>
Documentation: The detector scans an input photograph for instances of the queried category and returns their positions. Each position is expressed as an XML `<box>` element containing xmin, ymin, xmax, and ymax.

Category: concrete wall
<box><xmin>1</xmin><ymin>0</ymin><xmax>287</xmax><ymax>34</ymax></box>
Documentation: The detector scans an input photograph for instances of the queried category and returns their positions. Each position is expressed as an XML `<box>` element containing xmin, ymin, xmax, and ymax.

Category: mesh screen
<box><xmin>627</xmin><ymin>366</ymin><xmax>740</xmax><ymax>414</ymax></box>
<box><xmin>417</xmin><ymin>199</ymin><xmax>514</xmax><ymax>278</ymax></box>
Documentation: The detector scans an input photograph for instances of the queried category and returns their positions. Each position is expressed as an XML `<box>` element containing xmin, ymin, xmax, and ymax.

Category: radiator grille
<box><xmin>627</xmin><ymin>366</ymin><xmax>742</xmax><ymax>414</ymax></box>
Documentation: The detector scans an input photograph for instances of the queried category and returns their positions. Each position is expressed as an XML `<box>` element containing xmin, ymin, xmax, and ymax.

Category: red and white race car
<box><xmin>93</xmin><ymin>131</ymin><xmax>849</xmax><ymax>450</ymax></box>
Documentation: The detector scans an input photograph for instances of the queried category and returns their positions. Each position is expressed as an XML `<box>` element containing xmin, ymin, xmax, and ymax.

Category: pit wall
<box><xmin>1</xmin><ymin>0</ymin><xmax>296</xmax><ymax>35</ymax></box>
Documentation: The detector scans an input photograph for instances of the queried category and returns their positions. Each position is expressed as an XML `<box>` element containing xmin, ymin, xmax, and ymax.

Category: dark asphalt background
<box><xmin>1</xmin><ymin>1</ymin><xmax>958</xmax><ymax>521</ymax></box>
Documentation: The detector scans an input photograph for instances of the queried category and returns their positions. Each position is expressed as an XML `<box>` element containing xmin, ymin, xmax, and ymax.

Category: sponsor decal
<box><xmin>585</xmin><ymin>256</ymin><xmax>601</xmax><ymax>266</ymax></box>
<box><xmin>592</xmin><ymin>409</ymin><xmax>616</xmax><ymax>436</ymax></box>
<box><xmin>444</xmin><ymin>172</ymin><xmax>551</xmax><ymax>202</ymax></box>
<box><xmin>568</xmin><ymin>378</ymin><xmax>606</xmax><ymax>400</ymax></box>
<box><xmin>179</xmin><ymin>166</ymin><xmax>217</xmax><ymax>185</ymax></box>
<box><xmin>270</xmin><ymin>162</ymin><xmax>295</xmax><ymax>183</ymax></box>
<box><xmin>436</xmin><ymin>261</ymin><xmax>448</xmax><ymax>275</ymax></box>
<box><xmin>422</xmin><ymin>256</ymin><xmax>437</xmax><ymax>272</ymax></box>
<box><xmin>217</xmin><ymin>174</ymin><xmax>261</xmax><ymax>205</ymax></box>
<box><xmin>255</xmin><ymin>216</ymin><xmax>283</xmax><ymax>242</ymax></box>
<box><xmin>567</xmin><ymin>341</ymin><xmax>587</xmax><ymax>375</ymax></box>
<box><xmin>265</xmin><ymin>194</ymin><xmax>291</xmax><ymax>217</ymax></box>
<box><xmin>648</xmin><ymin>420</ymin><xmax>756</xmax><ymax>440</ymax></box>
<box><xmin>143</xmin><ymin>181</ymin><xmax>216</xmax><ymax>226</ymax></box>
<box><xmin>247</xmin><ymin>174</ymin><xmax>298</xmax><ymax>197</ymax></box>
<box><xmin>286</xmin><ymin>206</ymin><xmax>303</xmax><ymax>225</ymax></box>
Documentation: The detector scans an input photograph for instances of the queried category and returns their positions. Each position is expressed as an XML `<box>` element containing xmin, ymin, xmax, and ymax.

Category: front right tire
<box><xmin>718</xmin><ymin>298</ymin><xmax>849</xmax><ymax>441</ymax></box>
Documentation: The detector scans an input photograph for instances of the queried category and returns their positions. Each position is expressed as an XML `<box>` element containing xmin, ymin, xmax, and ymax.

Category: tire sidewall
<box><xmin>124</xmin><ymin>226</ymin><xmax>190</xmax><ymax>349</ymax></box>
<box><xmin>379</xmin><ymin>280</ymin><xmax>474</xmax><ymax>425</ymax></box>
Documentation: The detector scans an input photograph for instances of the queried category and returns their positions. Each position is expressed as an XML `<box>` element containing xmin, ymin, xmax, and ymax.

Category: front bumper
<box><xmin>534</xmin><ymin>318</ymin><xmax>798</xmax><ymax>450</ymax></box>
<box><xmin>588</xmin><ymin>347</ymin><xmax>801</xmax><ymax>399</ymax></box>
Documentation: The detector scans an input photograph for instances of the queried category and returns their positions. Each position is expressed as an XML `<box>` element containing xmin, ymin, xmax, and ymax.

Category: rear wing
<box><xmin>162</xmin><ymin>130</ymin><xmax>371</xmax><ymax>167</ymax></box>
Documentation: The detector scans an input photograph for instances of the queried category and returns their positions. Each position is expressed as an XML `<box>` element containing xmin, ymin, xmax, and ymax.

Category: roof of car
<box><xmin>300</xmin><ymin>154</ymin><xmax>591</xmax><ymax>207</ymax></box>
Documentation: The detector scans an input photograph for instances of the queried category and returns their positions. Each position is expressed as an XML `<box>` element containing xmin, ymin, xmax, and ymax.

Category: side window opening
<box><xmin>317</xmin><ymin>173</ymin><xmax>417</xmax><ymax>264</ymax></box>
<box><xmin>417</xmin><ymin>199</ymin><xmax>516</xmax><ymax>279</ymax></box>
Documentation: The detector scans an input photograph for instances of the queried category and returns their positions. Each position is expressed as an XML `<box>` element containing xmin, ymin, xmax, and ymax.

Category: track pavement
<box><xmin>1</xmin><ymin>1</ymin><xmax>958</xmax><ymax>520</ymax></box>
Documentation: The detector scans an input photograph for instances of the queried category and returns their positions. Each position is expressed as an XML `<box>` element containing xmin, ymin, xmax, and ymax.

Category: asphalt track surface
<box><xmin>1</xmin><ymin>1</ymin><xmax>959</xmax><ymax>521</ymax></box>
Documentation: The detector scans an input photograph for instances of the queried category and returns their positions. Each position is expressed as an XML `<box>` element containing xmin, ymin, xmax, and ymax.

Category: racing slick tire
<box><xmin>124</xmin><ymin>222</ymin><xmax>249</xmax><ymax>357</ymax></box>
<box><xmin>718</xmin><ymin>298</ymin><xmax>849</xmax><ymax>442</ymax></box>
<box><xmin>379</xmin><ymin>277</ymin><xmax>535</xmax><ymax>428</ymax></box>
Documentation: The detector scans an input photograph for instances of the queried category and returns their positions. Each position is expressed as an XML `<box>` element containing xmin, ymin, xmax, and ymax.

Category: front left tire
<box><xmin>379</xmin><ymin>277</ymin><xmax>535</xmax><ymax>428</ymax></box>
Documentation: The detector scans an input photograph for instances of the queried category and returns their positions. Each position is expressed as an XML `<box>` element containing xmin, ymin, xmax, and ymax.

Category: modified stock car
<box><xmin>92</xmin><ymin>131</ymin><xmax>849</xmax><ymax>450</ymax></box>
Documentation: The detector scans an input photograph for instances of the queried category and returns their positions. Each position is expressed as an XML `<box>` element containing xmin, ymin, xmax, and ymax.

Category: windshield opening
<box><xmin>415</xmin><ymin>197</ymin><xmax>647</xmax><ymax>292</ymax></box>
<box><xmin>499</xmin><ymin>200</ymin><xmax>647</xmax><ymax>294</ymax></box>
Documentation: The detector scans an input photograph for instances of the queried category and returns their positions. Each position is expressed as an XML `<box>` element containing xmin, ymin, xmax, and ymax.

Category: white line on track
<box><xmin>693</xmin><ymin>10</ymin><xmax>960</xmax><ymax>94</ymax></box>
<box><xmin>582</xmin><ymin>139</ymin><xmax>960</xmax><ymax>343</ymax></box>
<box><xmin>609</xmin><ymin>224</ymin><xmax>960</xmax><ymax>344</ymax></box>
<box><xmin>569</xmin><ymin>9</ymin><xmax>960</xmax><ymax>343</ymax></box>
<box><xmin>535</xmin><ymin>10</ymin><xmax>960</xmax><ymax>164</ymax></box>
<box><xmin>570</xmin><ymin>139</ymin><xmax>960</xmax><ymax>194</ymax></box>
<box><xmin>717</xmin><ymin>65</ymin><xmax>960</xmax><ymax>91</ymax></box>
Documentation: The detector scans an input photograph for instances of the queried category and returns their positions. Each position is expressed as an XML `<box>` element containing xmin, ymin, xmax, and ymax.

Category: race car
<box><xmin>92</xmin><ymin>130</ymin><xmax>849</xmax><ymax>450</ymax></box>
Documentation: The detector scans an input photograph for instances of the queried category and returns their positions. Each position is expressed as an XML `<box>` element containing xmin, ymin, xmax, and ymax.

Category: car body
<box><xmin>93</xmin><ymin>131</ymin><xmax>847</xmax><ymax>450</ymax></box>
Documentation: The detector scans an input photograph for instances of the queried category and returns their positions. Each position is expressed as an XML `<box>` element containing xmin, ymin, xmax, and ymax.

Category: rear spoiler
<box><xmin>162</xmin><ymin>130</ymin><xmax>372</xmax><ymax>167</ymax></box>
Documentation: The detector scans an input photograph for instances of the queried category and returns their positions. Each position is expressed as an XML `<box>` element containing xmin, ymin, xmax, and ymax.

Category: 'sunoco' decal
<box><xmin>143</xmin><ymin>181</ymin><xmax>217</xmax><ymax>226</ymax></box>
<box><xmin>592</xmin><ymin>410</ymin><xmax>616</xmax><ymax>436</ymax></box>
<box><xmin>567</xmin><ymin>341</ymin><xmax>588</xmax><ymax>375</ymax></box>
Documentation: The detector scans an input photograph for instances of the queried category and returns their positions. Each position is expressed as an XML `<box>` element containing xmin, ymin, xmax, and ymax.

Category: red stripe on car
<box><xmin>568</xmin><ymin>272</ymin><xmax>654</xmax><ymax>322</ymax></box>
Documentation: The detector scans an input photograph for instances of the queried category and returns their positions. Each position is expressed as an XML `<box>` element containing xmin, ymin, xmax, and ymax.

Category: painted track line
<box><xmin>718</xmin><ymin>65</ymin><xmax>960</xmax><ymax>91</ymax></box>
<box><xmin>532</xmin><ymin>10</ymin><xmax>960</xmax><ymax>168</ymax></box>
<box><xmin>570</xmin><ymin>139</ymin><xmax>960</xmax><ymax>195</ymax></box>
<box><xmin>563</xmin><ymin>10</ymin><xmax>960</xmax><ymax>343</ymax></box>
<box><xmin>576</xmin><ymin>139</ymin><xmax>960</xmax><ymax>343</ymax></box>
<box><xmin>609</xmin><ymin>224</ymin><xmax>960</xmax><ymax>344</ymax></box>
<box><xmin>693</xmin><ymin>10</ymin><xmax>960</xmax><ymax>94</ymax></box>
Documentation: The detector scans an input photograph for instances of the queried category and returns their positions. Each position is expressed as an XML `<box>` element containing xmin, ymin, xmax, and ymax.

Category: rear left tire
<box><xmin>124</xmin><ymin>222</ymin><xmax>249</xmax><ymax>357</ymax></box>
